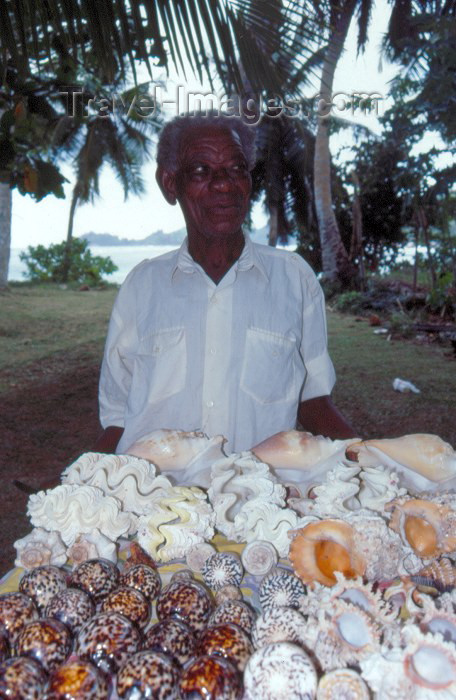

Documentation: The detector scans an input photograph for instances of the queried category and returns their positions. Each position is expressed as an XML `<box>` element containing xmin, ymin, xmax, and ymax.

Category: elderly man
<box><xmin>96</xmin><ymin>113</ymin><xmax>356</xmax><ymax>455</ymax></box>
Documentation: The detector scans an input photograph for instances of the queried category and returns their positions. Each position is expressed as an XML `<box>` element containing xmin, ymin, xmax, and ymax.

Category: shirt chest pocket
<box><xmin>240</xmin><ymin>327</ymin><xmax>304</xmax><ymax>405</ymax></box>
<box><xmin>133</xmin><ymin>327</ymin><xmax>187</xmax><ymax>404</ymax></box>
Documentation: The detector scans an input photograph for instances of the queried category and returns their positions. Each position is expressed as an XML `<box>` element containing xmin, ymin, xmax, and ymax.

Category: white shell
<box><xmin>126</xmin><ymin>429</ymin><xmax>226</xmax><ymax>487</ymax></box>
<box><xmin>136</xmin><ymin>485</ymin><xmax>215</xmax><ymax>562</ymax></box>
<box><xmin>202</xmin><ymin>552</ymin><xmax>243</xmax><ymax>590</ymax></box>
<box><xmin>66</xmin><ymin>529</ymin><xmax>117</xmax><ymax>565</ymax></box>
<box><xmin>27</xmin><ymin>484</ymin><xmax>136</xmax><ymax>546</ymax></box>
<box><xmin>208</xmin><ymin>452</ymin><xmax>286</xmax><ymax>541</ymax></box>
<box><xmin>243</xmin><ymin>642</ymin><xmax>318</xmax><ymax>700</ymax></box>
<box><xmin>347</xmin><ymin>434</ymin><xmax>456</xmax><ymax>493</ymax></box>
<box><xmin>360</xmin><ymin>627</ymin><xmax>456</xmax><ymax>699</ymax></box>
<box><xmin>358</xmin><ymin>463</ymin><xmax>408</xmax><ymax>512</ymax></box>
<box><xmin>241</xmin><ymin>541</ymin><xmax>278</xmax><ymax>576</ymax></box>
<box><xmin>234</xmin><ymin>500</ymin><xmax>305</xmax><ymax>558</ymax></box>
<box><xmin>289</xmin><ymin>462</ymin><xmax>362</xmax><ymax>517</ymax></box>
<box><xmin>62</xmin><ymin>452</ymin><xmax>172</xmax><ymax>515</ymax></box>
<box><xmin>252</xmin><ymin>606</ymin><xmax>307</xmax><ymax>649</ymax></box>
<box><xmin>185</xmin><ymin>542</ymin><xmax>217</xmax><ymax>572</ymax></box>
<box><xmin>317</xmin><ymin>668</ymin><xmax>370</xmax><ymax>699</ymax></box>
<box><xmin>14</xmin><ymin>528</ymin><xmax>67</xmax><ymax>570</ymax></box>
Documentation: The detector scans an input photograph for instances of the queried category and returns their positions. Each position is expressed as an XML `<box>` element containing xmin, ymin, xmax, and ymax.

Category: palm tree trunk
<box><xmin>0</xmin><ymin>183</ymin><xmax>12</xmax><ymax>290</ymax></box>
<box><xmin>62</xmin><ymin>187</ymin><xmax>79</xmax><ymax>283</ymax></box>
<box><xmin>313</xmin><ymin>0</ymin><xmax>357</xmax><ymax>290</ymax></box>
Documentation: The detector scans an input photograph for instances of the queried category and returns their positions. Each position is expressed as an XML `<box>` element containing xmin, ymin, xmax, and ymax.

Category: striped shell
<box><xmin>202</xmin><ymin>552</ymin><xmax>243</xmax><ymax>591</ymax></box>
<box><xmin>243</xmin><ymin>642</ymin><xmax>318</xmax><ymax>700</ymax></box>
<box><xmin>317</xmin><ymin>668</ymin><xmax>370</xmax><ymax>699</ymax></box>
<box><xmin>259</xmin><ymin>568</ymin><xmax>306</xmax><ymax>611</ymax></box>
<box><xmin>252</xmin><ymin>606</ymin><xmax>307</xmax><ymax>649</ymax></box>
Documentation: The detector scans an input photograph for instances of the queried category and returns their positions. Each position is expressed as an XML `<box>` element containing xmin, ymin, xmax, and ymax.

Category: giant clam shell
<box><xmin>0</xmin><ymin>657</ymin><xmax>47</xmax><ymax>699</ymax></box>
<box><xmin>0</xmin><ymin>592</ymin><xmax>38</xmax><ymax>645</ymax></box>
<box><xmin>234</xmin><ymin>500</ymin><xmax>306</xmax><ymax>558</ymax></box>
<box><xmin>126</xmin><ymin>428</ymin><xmax>226</xmax><ymax>487</ymax></box>
<box><xmin>16</xmin><ymin>618</ymin><xmax>72</xmax><ymax>674</ymax></box>
<box><xmin>289</xmin><ymin>463</ymin><xmax>361</xmax><ymax>517</ymax></box>
<box><xmin>179</xmin><ymin>655</ymin><xmax>241</xmax><ymax>700</ymax></box>
<box><xmin>386</xmin><ymin>495</ymin><xmax>456</xmax><ymax>559</ymax></box>
<box><xmin>62</xmin><ymin>451</ymin><xmax>173</xmax><ymax>515</ymax></box>
<box><xmin>136</xmin><ymin>485</ymin><xmax>215</xmax><ymax>562</ymax></box>
<box><xmin>117</xmin><ymin>650</ymin><xmax>180</xmax><ymax>699</ymax></box>
<box><xmin>75</xmin><ymin>611</ymin><xmax>142</xmax><ymax>674</ymax></box>
<box><xmin>27</xmin><ymin>484</ymin><xmax>136</xmax><ymax>546</ymax></box>
<box><xmin>243</xmin><ymin>642</ymin><xmax>318</xmax><ymax>700</ymax></box>
<box><xmin>347</xmin><ymin>433</ymin><xmax>456</xmax><ymax>493</ymax></box>
<box><xmin>45</xmin><ymin>658</ymin><xmax>109</xmax><ymax>699</ymax></box>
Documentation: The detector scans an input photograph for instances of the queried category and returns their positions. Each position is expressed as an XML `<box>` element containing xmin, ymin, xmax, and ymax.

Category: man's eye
<box><xmin>190</xmin><ymin>165</ymin><xmax>208</xmax><ymax>176</ymax></box>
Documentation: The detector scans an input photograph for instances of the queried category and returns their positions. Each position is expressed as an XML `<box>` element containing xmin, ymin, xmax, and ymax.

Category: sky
<box><xmin>11</xmin><ymin>0</ymin><xmax>399</xmax><ymax>251</ymax></box>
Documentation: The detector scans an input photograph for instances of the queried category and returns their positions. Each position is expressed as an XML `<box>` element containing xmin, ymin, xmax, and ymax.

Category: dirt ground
<box><xmin>0</xmin><ymin>353</ymin><xmax>101</xmax><ymax>578</ymax></box>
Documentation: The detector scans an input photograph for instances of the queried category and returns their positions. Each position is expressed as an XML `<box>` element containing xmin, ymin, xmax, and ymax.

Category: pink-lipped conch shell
<box><xmin>346</xmin><ymin>434</ymin><xmax>456</xmax><ymax>493</ymax></box>
<box><xmin>251</xmin><ymin>430</ymin><xmax>359</xmax><ymax>495</ymax></box>
<box><xmin>126</xmin><ymin>429</ymin><xmax>226</xmax><ymax>487</ymax></box>
<box><xmin>289</xmin><ymin>519</ymin><xmax>366</xmax><ymax>587</ymax></box>
<box><xmin>386</xmin><ymin>495</ymin><xmax>456</xmax><ymax>559</ymax></box>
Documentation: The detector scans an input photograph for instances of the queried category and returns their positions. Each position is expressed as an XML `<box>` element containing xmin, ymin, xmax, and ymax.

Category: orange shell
<box><xmin>289</xmin><ymin>519</ymin><xmax>366</xmax><ymax>587</ymax></box>
<box><xmin>387</xmin><ymin>498</ymin><xmax>456</xmax><ymax>558</ymax></box>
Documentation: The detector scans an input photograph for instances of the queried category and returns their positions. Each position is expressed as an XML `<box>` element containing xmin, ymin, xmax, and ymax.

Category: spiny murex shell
<box><xmin>386</xmin><ymin>494</ymin><xmax>456</xmax><ymax>559</ymax></box>
<box><xmin>61</xmin><ymin>452</ymin><xmax>172</xmax><ymax>515</ymax></box>
<box><xmin>14</xmin><ymin>528</ymin><xmax>66</xmax><ymax>570</ymax></box>
<box><xmin>27</xmin><ymin>484</ymin><xmax>136</xmax><ymax>546</ymax></box>
<box><xmin>126</xmin><ymin>428</ymin><xmax>226</xmax><ymax>487</ymax></box>
<box><xmin>208</xmin><ymin>451</ymin><xmax>286</xmax><ymax>542</ymax></box>
<box><xmin>136</xmin><ymin>486</ymin><xmax>215</xmax><ymax>562</ymax></box>
<box><xmin>346</xmin><ymin>433</ymin><xmax>456</xmax><ymax>493</ymax></box>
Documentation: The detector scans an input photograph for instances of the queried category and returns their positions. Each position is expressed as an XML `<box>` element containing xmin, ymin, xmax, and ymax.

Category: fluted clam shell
<box><xmin>347</xmin><ymin>433</ymin><xmax>456</xmax><ymax>493</ymax></box>
<box><xmin>62</xmin><ymin>452</ymin><xmax>172</xmax><ymax>515</ymax></box>
<box><xmin>14</xmin><ymin>528</ymin><xmax>66</xmax><ymax>570</ymax></box>
<box><xmin>136</xmin><ymin>485</ymin><xmax>215</xmax><ymax>562</ymax></box>
<box><xmin>358</xmin><ymin>463</ymin><xmax>407</xmax><ymax>512</ymax></box>
<box><xmin>27</xmin><ymin>484</ymin><xmax>136</xmax><ymax>546</ymax></box>
<box><xmin>234</xmin><ymin>501</ymin><xmax>306</xmax><ymax>558</ymax></box>
<box><xmin>126</xmin><ymin>429</ymin><xmax>226</xmax><ymax>487</ymax></box>
<box><xmin>289</xmin><ymin>463</ymin><xmax>361</xmax><ymax>518</ymax></box>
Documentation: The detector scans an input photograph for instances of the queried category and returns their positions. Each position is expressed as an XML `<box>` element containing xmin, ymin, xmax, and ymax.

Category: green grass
<box><xmin>1</xmin><ymin>283</ymin><xmax>455</xmax><ymax>446</ymax></box>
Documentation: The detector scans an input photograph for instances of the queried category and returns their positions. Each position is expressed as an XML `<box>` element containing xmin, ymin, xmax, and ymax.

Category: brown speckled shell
<box><xmin>197</xmin><ymin>623</ymin><xmax>253</xmax><ymax>672</ymax></box>
<box><xmin>143</xmin><ymin>617</ymin><xmax>196</xmax><ymax>667</ymax></box>
<box><xmin>45</xmin><ymin>588</ymin><xmax>95</xmax><ymax>634</ymax></box>
<box><xmin>45</xmin><ymin>658</ymin><xmax>109</xmax><ymax>699</ymax></box>
<box><xmin>0</xmin><ymin>626</ymin><xmax>10</xmax><ymax>662</ymax></box>
<box><xmin>68</xmin><ymin>559</ymin><xmax>119</xmax><ymax>603</ymax></box>
<box><xmin>117</xmin><ymin>650</ymin><xmax>180</xmax><ymax>699</ymax></box>
<box><xmin>0</xmin><ymin>592</ymin><xmax>38</xmax><ymax>645</ymax></box>
<box><xmin>156</xmin><ymin>581</ymin><xmax>213</xmax><ymax>634</ymax></box>
<box><xmin>100</xmin><ymin>586</ymin><xmax>150</xmax><ymax>629</ymax></box>
<box><xmin>119</xmin><ymin>564</ymin><xmax>161</xmax><ymax>601</ymax></box>
<box><xmin>179</xmin><ymin>654</ymin><xmax>241</xmax><ymax>700</ymax></box>
<box><xmin>0</xmin><ymin>656</ymin><xmax>47</xmax><ymax>699</ymax></box>
<box><xmin>75</xmin><ymin>611</ymin><xmax>141</xmax><ymax>674</ymax></box>
<box><xmin>16</xmin><ymin>618</ymin><xmax>72</xmax><ymax>674</ymax></box>
<box><xmin>208</xmin><ymin>601</ymin><xmax>256</xmax><ymax>636</ymax></box>
<box><xmin>19</xmin><ymin>565</ymin><xmax>67</xmax><ymax>613</ymax></box>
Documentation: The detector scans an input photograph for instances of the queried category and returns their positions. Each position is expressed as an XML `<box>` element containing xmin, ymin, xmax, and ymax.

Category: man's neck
<box><xmin>188</xmin><ymin>231</ymin><xmax>245</xmax><ymax>283</ymax></box>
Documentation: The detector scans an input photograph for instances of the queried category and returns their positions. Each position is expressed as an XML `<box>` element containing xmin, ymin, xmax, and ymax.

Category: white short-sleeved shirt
<box><xmin>99</xmin><ymin>233</ymin><xmax>336</xmax><ymax>454</ymax></box>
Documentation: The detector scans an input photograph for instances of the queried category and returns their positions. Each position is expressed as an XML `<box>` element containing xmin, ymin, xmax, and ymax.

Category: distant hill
<box><xmin>80</xmin><ymin>225</ymin><xmax>270</xmax><ymax>246</ymax></box>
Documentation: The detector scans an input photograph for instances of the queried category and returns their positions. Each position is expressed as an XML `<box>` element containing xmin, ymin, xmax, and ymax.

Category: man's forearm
<box><xmin>94</xmin><ymin>426</ymin><xmax>124</xmax><ymax>453</ymax></box>
<box><xmin>297</xmin><ymin>395</ymin><xmax>358</xmax><ymax>440</ymax></box>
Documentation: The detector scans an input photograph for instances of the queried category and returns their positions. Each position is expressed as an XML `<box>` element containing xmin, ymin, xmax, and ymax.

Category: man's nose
<box><xmin>210</xmin><ymin>168</ymin><xmax>235</xmax><ymax>191</ymax></box>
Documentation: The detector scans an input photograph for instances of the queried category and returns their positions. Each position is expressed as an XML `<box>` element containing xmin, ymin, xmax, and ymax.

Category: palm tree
<box><xmin>0</xmin><ymin>182</ymin><xmax>12</xmax><ymax>290</ymax></box>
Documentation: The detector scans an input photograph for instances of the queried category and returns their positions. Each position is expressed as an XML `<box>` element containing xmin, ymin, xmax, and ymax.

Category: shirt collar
<box><xmin>171</xmin><ymin>231</ymin><xmax>269</xmax><ymax>281</ymax></box>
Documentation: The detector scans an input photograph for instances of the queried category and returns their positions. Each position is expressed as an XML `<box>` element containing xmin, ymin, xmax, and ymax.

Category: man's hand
<box><xmin>94</xmin><ymin>426</ymin><xmax>124</xmax><ymax>453</ymax></box>
<box><xmin>297</xmin><ymin>395</ymin><xmax>358</xmax><ymax>440</ymax></box>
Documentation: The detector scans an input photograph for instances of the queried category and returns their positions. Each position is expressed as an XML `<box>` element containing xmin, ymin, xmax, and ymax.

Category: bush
<box><xmin>333</xmin><ymin>291</ymin><xmax>365</xmax><ymax>314</ymax></box>
<box><xmin>20</xmin><ymin>239</ymin><xmax>118</xmax><ymax>286</ymax></box>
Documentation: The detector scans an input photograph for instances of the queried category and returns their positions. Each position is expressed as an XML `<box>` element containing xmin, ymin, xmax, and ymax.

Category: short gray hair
<box><xmin>157</xmin><ymin>111</ymin><xmax>257</xmax><ymax>173</ymax></box>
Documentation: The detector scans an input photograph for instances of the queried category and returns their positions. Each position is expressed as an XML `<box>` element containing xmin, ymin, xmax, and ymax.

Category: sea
<box><xmin>8</xmin><ymin>245</ymin><xmax>179</xmax><ymax>285</ymax></box>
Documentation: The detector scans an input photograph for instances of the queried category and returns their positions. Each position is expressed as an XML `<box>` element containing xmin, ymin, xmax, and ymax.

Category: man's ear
<box><xmin>156</xmin><ymin>166</ymin><xmax>177</xmax><ymax>205</ymax></box>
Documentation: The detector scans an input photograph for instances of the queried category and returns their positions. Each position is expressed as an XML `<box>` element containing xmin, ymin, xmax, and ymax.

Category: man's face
<box><xmin>162</xmin><ymin>125</ymin><xmax>252</xmax><ymax>241</ymax></box>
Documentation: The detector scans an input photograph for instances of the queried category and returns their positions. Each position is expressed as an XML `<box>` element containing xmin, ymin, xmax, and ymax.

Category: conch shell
<box><xmin>14</xmin><ymin>528</ymin><xmax>67</xmax><ymax>570</ymax></box>
<box><xmin>136</xmin><ymin>485</ymin><xmax>215</xmax><ymax>562</ymax></box>
<box><xmin>126</xmin><ymin>429</ymin><xmax>226</xmax><ymax>487</ymax></box>
<box><xmin>251</xmin><ymin>430</ymin><xmax>358</xmax><ymax>493</ymax></box>
<box><xmin>62</xmin><ymin>452</ymin><xmax>172</xmax><ymax>515</ymax></box>
<box><xmin>347</xmin><ymin>434</ymin><xmax>456</xmax><ymax>493</ymax></box>
<box><xmin>386</xmin><ymin>495</ymin><xmax>456</xmax><ymax>559</ymax></box>
<box><xmin>27</xmin><ymin>484</ymin><xmax>136</xmax><ymax>546</ymax></box>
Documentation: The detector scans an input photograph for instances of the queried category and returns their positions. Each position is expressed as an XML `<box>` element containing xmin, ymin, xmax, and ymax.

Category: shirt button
<box><xmin>210</xmin><ymin>348</ymin><xmax>217</xmax><ymax>355</ymax></box>
<box><xmin>206</xmin><ymin>400</ymin><xmax>214</xmax><ymax>408</ymax></box>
